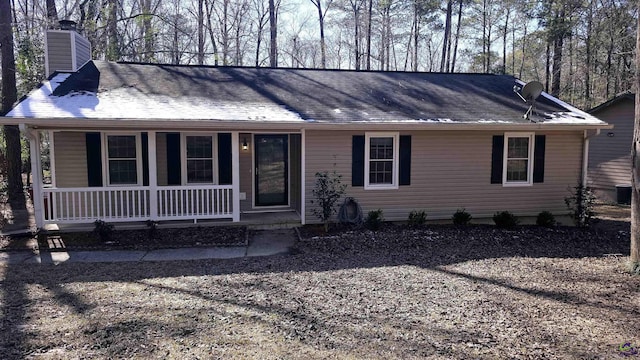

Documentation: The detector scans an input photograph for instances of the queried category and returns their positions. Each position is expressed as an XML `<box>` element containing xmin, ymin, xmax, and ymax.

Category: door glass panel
<box><xmin>256</xmin><ymin>135</ymin><xmax>288</xmax><ymax>206</ymax></box>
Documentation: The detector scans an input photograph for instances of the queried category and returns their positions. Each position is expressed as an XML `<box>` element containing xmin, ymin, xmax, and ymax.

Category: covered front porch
<box><xmin>26</xmin><ymin>128</ymin><xmax>304</xmax><ymax>229</ymax></box>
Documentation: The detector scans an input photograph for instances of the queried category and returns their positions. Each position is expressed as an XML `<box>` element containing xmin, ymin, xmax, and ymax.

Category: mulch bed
<box><xmin>0</xmin><ymin>226</ymin><xmax>248</xmax><ymax>251</ymax></box>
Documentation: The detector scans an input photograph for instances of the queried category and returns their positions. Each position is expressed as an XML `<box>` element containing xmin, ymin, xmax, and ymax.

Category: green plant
<box><xmin>628</xmin><ymin>261</ymin><xmax>640</xmax><ymax>276</ymax></box>
<box><xmin>564</xmin><ymin>184</ymin><xmax>596</xmax><ymax>227</ymax></box>
<box><xmin>365</xmin><ymin>209</ymin><xmax>384</xmax><ymax>230</ymax></box>
<box><xmin>407</xmin><ymin>210</ymin><xmax>427</xmax><ymax>227</ymax></box>
<box><xmin>310</xmin><ymin>171</ymin><xmax>347</xmax><ymax>232</ymax></box>
<box><xmin>536</xmin><ymin>211</ymin><xmax>556</xmax><ymax>227</ymax></box>
<box><xmin>146</xmin><ymin>220</ymin><xmax>158</xmax><ymax>240</ymax></box>
<box><xmin>452</xmin><ymin>209</ymin><xmax>472</xmax><ymax>226</ymax></box>
<box><xmin>93</xmin><ymin>220</ymin><xmax>115</xmax><ymax>242</ymax></box>
<box><xmin>493</xmin><ymin>211</ymin><xmax>519</xmax><ymax>229</ymax></box>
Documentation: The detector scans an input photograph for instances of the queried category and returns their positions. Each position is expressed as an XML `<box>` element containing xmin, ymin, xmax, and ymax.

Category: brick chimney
<box><xmin>44</xmin><ymin>20</ymin><xmax>91</xmax><ymax>77</ymax></box>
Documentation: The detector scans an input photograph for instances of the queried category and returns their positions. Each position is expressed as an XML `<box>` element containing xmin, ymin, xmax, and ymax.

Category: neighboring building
<box><xmin>0</xmin><ymin>26</ymin><xmax>610</xmax><ymax>229</ymax></box>
<box><xmin>588</xmin><ymin>92</ymin><xmax>634</xmax><ymax>203</ymax></box>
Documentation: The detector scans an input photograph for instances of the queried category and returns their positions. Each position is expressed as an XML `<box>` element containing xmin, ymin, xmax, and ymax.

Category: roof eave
<box><xmin>0</xmin><ymin>117</ymin><xmax>613</xmax><ymax>131</ymax></box>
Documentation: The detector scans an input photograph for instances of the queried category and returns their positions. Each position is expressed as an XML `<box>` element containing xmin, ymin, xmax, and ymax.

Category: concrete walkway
<box><xmin>0</xmin><ymin>229</ymin><xmax>298</xmax><ymax>265</ymax></box>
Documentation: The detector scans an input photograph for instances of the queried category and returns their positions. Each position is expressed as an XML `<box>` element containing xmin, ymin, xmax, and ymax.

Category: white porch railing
<box><xmin>156</xmin><ymin>185</ymin><xmax>233</xmax><ymax>220</ymax></box>
<box><xmin>42</xmin><ymin>185</ymin><xmax>234</xmax><ymax>224</ymax></box>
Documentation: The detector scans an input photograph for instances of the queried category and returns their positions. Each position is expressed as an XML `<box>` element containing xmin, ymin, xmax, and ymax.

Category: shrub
<box><xmin>310</xmin><ymin>171</ymin><xmax>347</xmax><ymax>232</ymax></box>
<box><xmin>452</xmin><ymin>209</ymin><xmax>472</xmax><ymax>226</ymax></box>
<box><xmin>536</xmin><ymin>211</ymin><xmax>556</xmax><ymax>227</ymax></box>
<box><xmin>407</xmin><ymin>210</ymin><xmax>427</xmax><ymax>227</ymax></box>
<box><xmin>93</xmin><ymin>220</ymin><xmax>115</xmax><ymax>242</ymax></box>
<box><xmin>146</xmin><ymin>220</ymin><xmax>159</xmax><ymax>240</ymax></box>
<box><xmin>493</xmin><ymin>211</ymin><xmax>519</xmax><ymax>229</ymax></box>
<box><xmin>365</xmin><ymin>209</ymin><xmax>384</xmax><ymax>230</ymax></box>
<box><xmin>564</xmin><ymin>184</ymin><xmax>596</xmax><ymax>227</ymax></box>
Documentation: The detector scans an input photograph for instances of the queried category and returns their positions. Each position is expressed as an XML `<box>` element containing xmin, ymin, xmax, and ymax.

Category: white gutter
<box><xmin>1</xmin><ymin>117</ymin><xmax>614</xmax><ymax>132</ymax></box>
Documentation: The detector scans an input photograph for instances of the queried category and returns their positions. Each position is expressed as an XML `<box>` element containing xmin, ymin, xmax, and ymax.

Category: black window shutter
<box><xmin>533</xmin><ymin>135</ymin><xmax>546</xmax><ymax>183</ymax></box>
<box><xmin>166</xmin><ymin>133</ymin><xmax>181</xmax><ymax>185</ymax></box>
<box><xmin>352</xmin><ymin>135</ymin><xmax>365</xmax><ymax>187</ymax></box>
<box><xmin>85</xmin><ymin>132</ymin><xmax>103</xmax><ymax>187</ymax></box>
<box><xmin>490</xmin><ymin>135</ymin><xmax>504</xmax><ymax>184</ymax></box>
<box><xmin>218</xmin><ymin>133</ymin><xmax>232</xmax><ymax>185</ymax></box>
<box><xmin>141</xmin><ymin>133</ymin><xmax>149</xmax><ymax>186</ymax></box>
<box><xmin>399</xmin><ymin>135</ymin><xmax>411</xmax><ymax>186</ymax></box>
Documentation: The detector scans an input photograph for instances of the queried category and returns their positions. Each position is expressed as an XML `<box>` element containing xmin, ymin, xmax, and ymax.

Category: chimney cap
<box><xmin>58</xmin><ymin>20</ymin><xmax>77</xmax><ymax>31</ymax></box>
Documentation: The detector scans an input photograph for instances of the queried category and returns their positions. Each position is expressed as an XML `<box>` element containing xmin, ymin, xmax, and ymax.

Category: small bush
<box><xmin>365</xmin><ymin>209</ymin><xmax>384</xmax><ymax>230</ymax></box>
<box><xmin>310</xmin><ymin>171</ymin><xmax>347</xmax><ymax>232</ymax></box>
<box><xmin>452</xmin><ymin>209</ymin><xmax>472</xmax><ymax>226</ymax></box>
<box><xmin>146</xmin><ymin>220</ymin><xmax>159</xmax><ymax>240</ymax></box>
<box><xmin>407</xmin><ymin>210</ymin><xmax>427</xmax><ymax>227</ymax></box>
<box><xmin>564</xmin><ymin>184</ymin><xmax>596</xmax><ymax>227</ymax></box>
<box><xmin>536</xmin><ymin>211</ymin><xmax>556</xmax><ymax>227</ymax></box>
<box><xmin>93</xmin><ymin>220</ymin><xmax>115</xmax><ymax>242</ymax></box>
<box><xmin>493</xmin><ymin>211</ymin><xmax>519</xmax><ymax>229</ymax></box>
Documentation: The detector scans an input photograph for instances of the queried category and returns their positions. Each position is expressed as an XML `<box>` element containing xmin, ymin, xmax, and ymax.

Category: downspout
<box><xmin>582</xmin><ymin>129</ymin><xmax>600</xmax><ymax>187</ymax></box>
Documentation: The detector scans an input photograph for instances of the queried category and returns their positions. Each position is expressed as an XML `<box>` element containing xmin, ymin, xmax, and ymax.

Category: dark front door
<box><xmin>255</xmin><ymin>134</ymin><xmax>288</xmax><ymax>206</ymax></box>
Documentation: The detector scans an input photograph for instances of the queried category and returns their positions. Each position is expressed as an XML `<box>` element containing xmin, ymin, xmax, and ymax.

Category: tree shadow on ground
<box><xmin>1</xmin><ymin>222</ymin><xmax>637</xmax><ymax>358</ymax></box>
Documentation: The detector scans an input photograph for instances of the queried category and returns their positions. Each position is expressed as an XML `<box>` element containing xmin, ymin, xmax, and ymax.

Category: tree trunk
<box><xmin>450</xmin><ymin>0</ymin><xmax>463</xmax><ymax>73</ymax></box>
<box><xmin>352</xmin><ymin>0</ymin><xmax>360</xmax><ymax>70</ymax></box>
<box><xmin>107</xmin><ymin>0</ymin><xmax>119</xmax><ymax>61</ymax></box>
<box><xmin>198</xmin><ymin>0</ymin><xmax>205</xmax><ymax>65</ymax></box>
<box><xmin>0</xmin><ymin>0</ymin><xmax>24</xmax><ymax>204</ymax></box>
<box><xmin>366</xmin><ymin>0</ymin><xmax>372</xmax><ymax>70</ymax></box>
<box><xmin>205</xmin><ymin>0</ymin><xmax>220</xmax><ymax>66</ymax></box>
<box><xmin>631</xmin><ymin>8</ymin><xmax>640</xmax><ymax>269</ymax></box>
<box><xmin>441</xmin><ymin>0</ymin><xmax>452</xmax><ymax>72</ymax></box>
<box><xmin>502</xmin><ymin>8</ymin><xmax>509</xmax><ymax>74</ymax></box>
<box><xmin>269</xmin><ymin>0</ymin><xmax>277</xmax><ymax>67</ymax></box>
<box><xmin>46</xmin><ymin>0</ymin><xmax>58</xmax><ymax>27</ymax></box>
<box><xmin>142</xmin><ymin>0</ymin><xmax>153</xmax><ymax>62</ymax></box>
<box><xmin>412</xmin><ymin>1</ymin><xmax>419</xmax><ymax>71</ymax></box>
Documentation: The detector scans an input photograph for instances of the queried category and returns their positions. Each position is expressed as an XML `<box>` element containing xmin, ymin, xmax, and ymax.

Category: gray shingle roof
<box><xmin>6</xmin><ymin>60</ymin><xmax>605</xmax><ymax>126</ymax></box>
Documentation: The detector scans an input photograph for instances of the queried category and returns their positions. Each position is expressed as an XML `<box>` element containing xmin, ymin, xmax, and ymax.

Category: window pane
<box><xmin>187</xmin><ymin>159</ymin><xmax>213</xmax><ymax>183</ymax></box>
<box><xmin>507</xmin><ymin>137</ymin><xmax>529</xmax><ymax>158</ymax></box>
<box><xmin>109</xmin><ymin>160</ymin><xmax>137</xmax><ymax>184</ymax></box>
<box><xmin>369</xmin><ymin>160</ymin><xmax>393</xmax><ymax>184</ymax></box>
<box><xmin>370</xmin><ymin>137</ymin><xmax>393</xmax><ymax>160</ymax></box>
<box><xmin>506</xmin><ymin>159</ymin><xmax>528</xmax><ymax>181</ymax></box>
<box><xmin>187</xmin><ymin>136</ymin><xmax>212</xmax><ymax>158</ymax></box>
<box><xmin>108</xmin><ymin>136</ymin><xmax>136</xmax><ymax>158</ymax></box>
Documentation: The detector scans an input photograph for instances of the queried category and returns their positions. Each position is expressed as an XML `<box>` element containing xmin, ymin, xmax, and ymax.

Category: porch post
<box><xmin>27</xmin><ymin>128</ymin><xmax>44</xmax><ymax>228</ymax></box>
<box><xmin>147</xmin><ymin>131</ymin><xmax>158</xmax><ymax>220</ymax></box>
<box><xmin>232</xmin><ymin>131</ymin><xmax>240</xmax><ymax>222</ymax></box>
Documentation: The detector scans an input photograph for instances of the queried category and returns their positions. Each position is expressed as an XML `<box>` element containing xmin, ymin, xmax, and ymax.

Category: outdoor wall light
<box><xmin>607</xmin><ymin>132</ymin><xmax>615</xmax><ymax>137</ymax></box>
<box><xmin>242</xmin><ymin>138</ymin><xmax>249</xmax><ymax>150</ymax></box>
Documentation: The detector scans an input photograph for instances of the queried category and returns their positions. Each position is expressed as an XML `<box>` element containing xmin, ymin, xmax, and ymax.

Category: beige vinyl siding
<box><xmin>304</xmin><ymin>130</ymin><xmax>583</xmax><ymax>224</ymax></box>
<box><xmin>239</xmin><ymin>133</ymin><xmax>253</xmax><ymax>212</ymax></box>
<box><xmin>588</xmin><ymin>99</ymin><xmax>634</xmax><ymax>202</ymax></box>
<box><xmin>46</xmin><ymin>32</ymin><xmax>73</xmax><ymax>76</ymax></box>
<box><xmin>53</xmin><ymin>132</ymin><xmax>88</xmax><ymax>187</ymax></box>
<box><xmin>156</xmin><ymin>133</ymin><xmax>168</xmax><ymax>186</ymax></box>
<box><xmin>74</xmin><ymin>33</ymin><xmax>91</xmax><ymax>68</ymax></box>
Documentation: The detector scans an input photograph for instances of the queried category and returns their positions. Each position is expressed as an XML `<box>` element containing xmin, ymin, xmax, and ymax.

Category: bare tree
<box><xmin>309</xmin><ymin>0</ymin><xmax>333</xmax><ymax>68</ymax></box>
<box><xmin>269</xmin><ymin>0</ymin><xmax>278</xmax><ymax>67</ymax></box>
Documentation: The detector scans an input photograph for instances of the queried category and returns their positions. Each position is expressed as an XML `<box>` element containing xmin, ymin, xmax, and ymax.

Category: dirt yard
<box><xmin>1</xmin><ymin>205</ymin><xmax>639</xmax><ymax>359</ymax></box>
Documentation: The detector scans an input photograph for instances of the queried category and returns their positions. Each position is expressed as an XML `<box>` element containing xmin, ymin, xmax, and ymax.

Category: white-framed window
<box><xmin>365</xmin><ymin>132</ymin><xmax>399</xmax><ymax>190</ymax></box>
<box><xmin>503</xmin><ymin>132</ymin><xmax>534</xmax><ymax>186</ymax></box>
<box><xmin>103</xmin><ymin>133</ymin><xmax>142</xmax><ymax>185</ymax></box>
<box><xmin>182</xmin><ymin>134</ymin><xmax>217</xmax><ymax>184</ymax></box>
